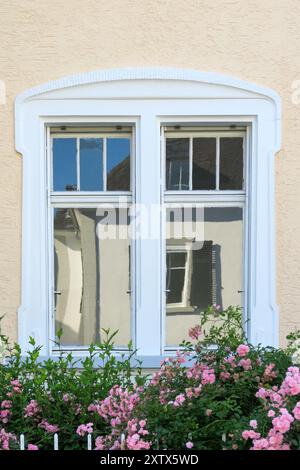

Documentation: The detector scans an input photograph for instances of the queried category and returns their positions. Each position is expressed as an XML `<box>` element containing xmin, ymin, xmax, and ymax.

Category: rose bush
<box><xmin>0</xmin><ymin>328</ymin><xmax>146</xmax><ymax>450</ymax></box>
<box><xmin>0</xmin><ymin>306</ymin><xmax>300</xmax><ymax>450</ymax></box>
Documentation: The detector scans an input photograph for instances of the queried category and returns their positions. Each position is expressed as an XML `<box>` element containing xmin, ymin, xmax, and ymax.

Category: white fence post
<box><xmin>120</xmin><ymin>433</ymin><xmax>126</xmax><ymax>450</ymax></box>
<box><xmin>87</xmin><ymin>434</ymin><xmax>92</xmax><ymax>450</ymax></box>
<box><xmin>54</xmin><ymin>433</ymin><xmax>59</xmax><ymax>450</ymax></box>
<box><xmin>20</xmin><ymin>434</ymin><xmax>25</xmax><ymax>450</ymax></box>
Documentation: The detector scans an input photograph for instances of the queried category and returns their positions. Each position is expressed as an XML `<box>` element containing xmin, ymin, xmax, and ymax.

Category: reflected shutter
<box><xmin>190</xmin><ymin>240</ymin><xmax>213</xmax><ymax>310</ymax></box>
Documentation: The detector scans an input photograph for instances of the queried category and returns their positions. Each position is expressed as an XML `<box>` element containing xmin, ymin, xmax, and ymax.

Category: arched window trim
<box><xmin>15</xmin><ymin>67</ymin><xmax>281</xmax><ymax>365</ymax></box>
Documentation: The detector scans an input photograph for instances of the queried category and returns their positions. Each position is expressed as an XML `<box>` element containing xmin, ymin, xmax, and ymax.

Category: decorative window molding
<box><xmin>15</xmin><ymin>67</ymin><xmax>281</xmax><ymax>360</ymax></box>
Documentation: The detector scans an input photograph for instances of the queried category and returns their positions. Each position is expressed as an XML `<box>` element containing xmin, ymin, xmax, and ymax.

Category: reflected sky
<box><xmin>53</xmin><ymin>138</ymin><xmax>77</xmax><ymax>191</ymax></box>
<box><xmin>80</xmin><ymin>138</ymin><xmax>103</xmax><ymax>191</ymax></box>
<box><xmin>53</xmin><ymin>137</ymin><xmax>130</xmax><ymax>192</ymax></box>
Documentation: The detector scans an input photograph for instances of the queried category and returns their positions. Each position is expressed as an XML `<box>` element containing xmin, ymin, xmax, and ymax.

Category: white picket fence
<box><xmin>19</xmin><ymin>433</ymin><xmax>93</xmax><ymax>450</ymax></box>
<box><xmin>18</xmin><ymin>432</ymin><xmax>126</xmax><ymax>450</ymax></box>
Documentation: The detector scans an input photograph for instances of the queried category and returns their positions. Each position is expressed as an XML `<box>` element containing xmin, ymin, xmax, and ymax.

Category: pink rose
<box><xmin>236</xmin><ymin>344</ymin><xmax>250</xmax><ymax>357</ymax></box>
<box><xmin>28</xmin><ymin>444</ymin><xmax>39</xmax><ymax>451</ymax></box>
<box><xmin>188</xmin><ymin>325</ymin><xmax>201</xmax><ymax>341</ymax></box>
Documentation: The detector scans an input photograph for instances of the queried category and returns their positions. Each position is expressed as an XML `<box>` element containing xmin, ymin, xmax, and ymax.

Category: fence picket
<box><xmin>20</xmin><ymin>433</ymin><xmax>25</xmax><ymax>450</ymax></box>
<box><xmin>54</xmin><ymin>433</ymin><xmax>59</xmax><ymax>450</ymax></box>
<box><xmin>18</xmin><ymin>432</ymin><xmax>97</xmax><ymax>450</ymax></box>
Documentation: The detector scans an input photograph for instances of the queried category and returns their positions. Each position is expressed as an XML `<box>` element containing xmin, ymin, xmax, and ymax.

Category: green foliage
<box><xmin>199</xmin><ymin>304</ymin><xmax>247</xmax><ymax>350</ymax></box>
<box><xmin>0</xmin><ymin>306</ymin><xmax>299</xmax><ymax>450</ymax></box>
<box><xmin>132</xmin><ymin>306</ymin><xmax>294</xmax><ymax>450</ymax></box>
<box><xmin>136</xmin><ymin>344</ymin><xmax>292</xmax><ymax>450</ymax></box>
<box><xmin>286</xmin><ymin>328</ymin><xmax>300</xmax><ymax>361</ymax></box>
<box><xmin>0</xmin><ymin>327</ymin><xmax>145</xmax><ymax>450</ymax></box>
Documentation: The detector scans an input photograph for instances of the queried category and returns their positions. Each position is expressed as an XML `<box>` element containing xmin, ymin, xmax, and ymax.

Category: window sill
<box><xmin>17</xmin><ymin>354</ymin><xmax>195</xmax><ymax>370</ymax></box>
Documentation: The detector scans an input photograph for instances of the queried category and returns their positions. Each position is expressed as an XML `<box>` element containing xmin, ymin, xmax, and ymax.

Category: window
<box><xmin>50</xmin><ymin>124</ymin><xmax>246</xmax><ymax>350</ymax></box>
<box><xmin>51</xmin><ymin>128</ymin><xmax>133</xmax><ymax>350</ymax></box>
<box><xmin>50</xmin><ymin>124</ymin><xmax>246</xmax><ymax>351</ymax></box>
<box><xmin>165</xmin><ymin>130</ymin><xmax>244</xmax><ymax>191</ymax></box>
<box><xmin>52</xmin><ymin>130</ymin><xmax>131</xmax><ymax>192</ymax></box>
<box><xmin>163</xmin><ymin>127</ymin><xmax>245</xmax><ymax>348</ymax></box>
<box><xmin>16</xmin><ymin>68</ymin><xmax>281</xmax><ymax>360</ymax></box>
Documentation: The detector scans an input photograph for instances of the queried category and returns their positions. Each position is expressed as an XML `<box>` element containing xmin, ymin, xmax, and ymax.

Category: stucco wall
<box><xmin>0</xmin><ymin>0</ymin><xmax>299</xmax><ymax>345</ymax></box>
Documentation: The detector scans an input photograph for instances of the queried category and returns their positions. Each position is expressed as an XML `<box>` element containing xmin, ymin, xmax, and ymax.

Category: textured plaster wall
<box><xmin>0</xmin><ymin>0</ymin><xmax>299</xmax><ymax>345</ymax></box>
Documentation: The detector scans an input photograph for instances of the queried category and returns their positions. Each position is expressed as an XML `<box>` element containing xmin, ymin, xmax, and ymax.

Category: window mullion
<box><xmin>103</xmin><ymin>137</ymin><xmax>107</xmax><ymax>191</ymax></box>
<box><xmin>189</xmin><ymin>136</ymin><xmax>193</xmax><ymax>190</ymax></box>
<box><xmin>137</xmin><ymin>112</ymin><xmax>161</xmax><ymax>356</ymax></box>
<box><xmin>76</xmin><ymin>137</ymin><xmax>80</xmax><ymax>191</ymax></box>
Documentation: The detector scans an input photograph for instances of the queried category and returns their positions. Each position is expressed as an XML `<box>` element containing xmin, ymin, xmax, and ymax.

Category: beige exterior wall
<box><xmin>0</xmin><ymin>0</ymin><xmax>300</xmax><ymax>345</ymax></box>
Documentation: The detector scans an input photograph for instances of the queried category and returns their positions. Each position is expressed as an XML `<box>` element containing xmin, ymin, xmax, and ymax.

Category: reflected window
<box><xmin>107</xmin><ymin>138</ymin><xmax>130</xmax><ymax>191</ymax></box>
<box><xmin>166</xmin><ymin>138</ymin><xmax>189</xmax><ymax>190</ymax></box>
<box><xmin>193</xmin><ymin>138</ymin><xmax>216</xmax><ymax>189</ymax></box>
<box><xmin>165</xmin><ymin>206</ymin><xmax>243</xmax><ymax>348</ymax></box>
<box><xmin>166</xmin><ymin>252</ymin><xmax>187</xmax><ymax>305</ymax></box>
<box><xmin>165</xmin><ymin>131</ymin><xmax>244</xmax><ymax>191</ymax></box>
<box><xmin>220</xmin><ymin>137</ymin><xmax>243</xmax><ymax>189</ymax></box>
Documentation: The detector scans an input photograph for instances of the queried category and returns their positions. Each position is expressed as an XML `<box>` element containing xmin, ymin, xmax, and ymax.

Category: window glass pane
<box><xmin>54</xmin><ymin>207</ymin><xmax>131</xmax><ymax>347</ymax></box>
<box><xmin>166</xmin><ymin>138</ymin><xmax>189</xmax><ymax>190</ymax></box>
<box><xmin>53</xmin><ymin>138</ymin><xmax>77</xmax><ymax>191</ymax></box>
<box><xmin>165</xmin><ymin>206</ymin><xmax>243</xmax><ymax>347</ymax></box>
<box><xmin>167</xmin><ymin>252</ymin><xmax>187</xmax><ymax>304</ymax></box>
<box><xmin>168</xmin><ymin>252</ymin><xmax>186</xmax><ymax>268</ymax></box>
<box><xmin>193</xmin><ymin>138</ymin><xmax>216</xmax><ymax>189</ymax></box>
<box><xmin>107</xmin><ymin>138</ymin><xmax>130</xmax><ymax>191</ymax></box>
<box><xmin>220</xmin><ymin>137</ymin><xmax>243</xmax><ymax>190</ymax></box>
<box><xmin>80</xmin><ymin>138</ymin><xmax>103</xmax><ymax>191</ymax></box>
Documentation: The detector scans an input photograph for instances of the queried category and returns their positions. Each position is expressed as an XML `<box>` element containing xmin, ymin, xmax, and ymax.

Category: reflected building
<box><xmin>165</xmin><ymin>207</ymin><xmax>243</xmax><ymax>347</ymax></box>
<box><xmin>54</xmin><ymin>208</ymin><xmax>131</xmax><ymax>348</ymax></box>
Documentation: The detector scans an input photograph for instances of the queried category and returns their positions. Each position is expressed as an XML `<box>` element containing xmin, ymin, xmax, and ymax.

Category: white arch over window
<box><xmin>15</xmin><ymin>68</ymin><xmax>281</xmax><ymax>363</ymax></box>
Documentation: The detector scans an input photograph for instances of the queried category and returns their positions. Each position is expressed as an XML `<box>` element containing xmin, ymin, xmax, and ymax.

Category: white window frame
<box><xmin>49</xmin><ymin>128</ymin><xmax>135</xmax><ymax>352</ymax></box>
<box><xmin>15</xmin><ymin>68</ymin><xmax>281</xmax><ymax>366</ymax></box>
<box><xmin>162</xmin><ymin>127</ymin><xmax>247</xmax><ymax>351</ymax></box>
<box><xmin>51</xmin><ymin>130</ymin><xmax>133</xmax><ymax>193</ymax></box>
<box><xmin>164</xmin><ymin>129</ymin><xmax>246</xmax><ymax>192</ymax></box>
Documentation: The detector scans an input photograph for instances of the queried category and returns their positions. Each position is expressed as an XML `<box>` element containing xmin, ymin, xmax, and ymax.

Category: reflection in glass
<box><xmin>166</xmin><ymin>252</ymin><xmax>187</xmax><ymax>304</ymax></box>
<box><xmin>165</xmin><ymin>206</ymin><xmax>243</xmax><ymax>347</ymax></box>
<box><xmin>166</xmin><ymin>138</ymin><xmax>189</xmax><ymax>190</ymax></box>
<box><xmin>54</xmin><ymin>208</ymin><xmax>131</xmax><ymax>347</ymax></box>
<box><xmin>193</xmin><ymin>138</ymin><xmax>216</xmax><ymax>189</ymax></box>
<box><xmin>107</xmin><ymin>138</ymin><xmax>130</xmax><ymax>191</ymax></box>
<box><xmin>220</xmin><ymin>138</ymin><xmax>243</xmax><ymax>190</ymax></box>
<box><xmin>53</xmin><ymin>138</ymin><xmax>77</xmax><ymax>191</ymax></box>
<box><xmin>80</xmin><ymin>139</ymin><xmax>103</xmax><ymax>191</ymax></box>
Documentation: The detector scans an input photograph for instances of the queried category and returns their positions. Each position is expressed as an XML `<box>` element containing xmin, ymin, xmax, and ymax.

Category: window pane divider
<box><xmin>103</xmin><ymin>137</ymin><xmax>107</xmax><ymax>191</ymax></box>
<box><xmin>76</xmin><ymin>137</ymin><xmax>80</xmax><ymax>191</ymax></box>
<box><xmin>164</xmin><ymin>130</ymin><xmax>246</xmax><ymax>138</ymax></box>
<box><xmin>50</xmin><ymin>194</ymin><xmax>132</xmax><ymax>206</ymax></box>
<box><xmin>216</xmin><ymin>136</ymin><xmax>220</xmax><ymax>190</ymax></box>
<box><xmin>189</xmin><ymin>136</ymin><xmax>193</xmax><ymax>190</ymax></box>
<box><xmin>51</xmin><ymin>132</ymin><xmax>132</xmax><ymax>138</ymax></box>
<box><xmin>164</xmin><ymin>194</ymin><xmax>246</xmax><ymax>204</ymax></box>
